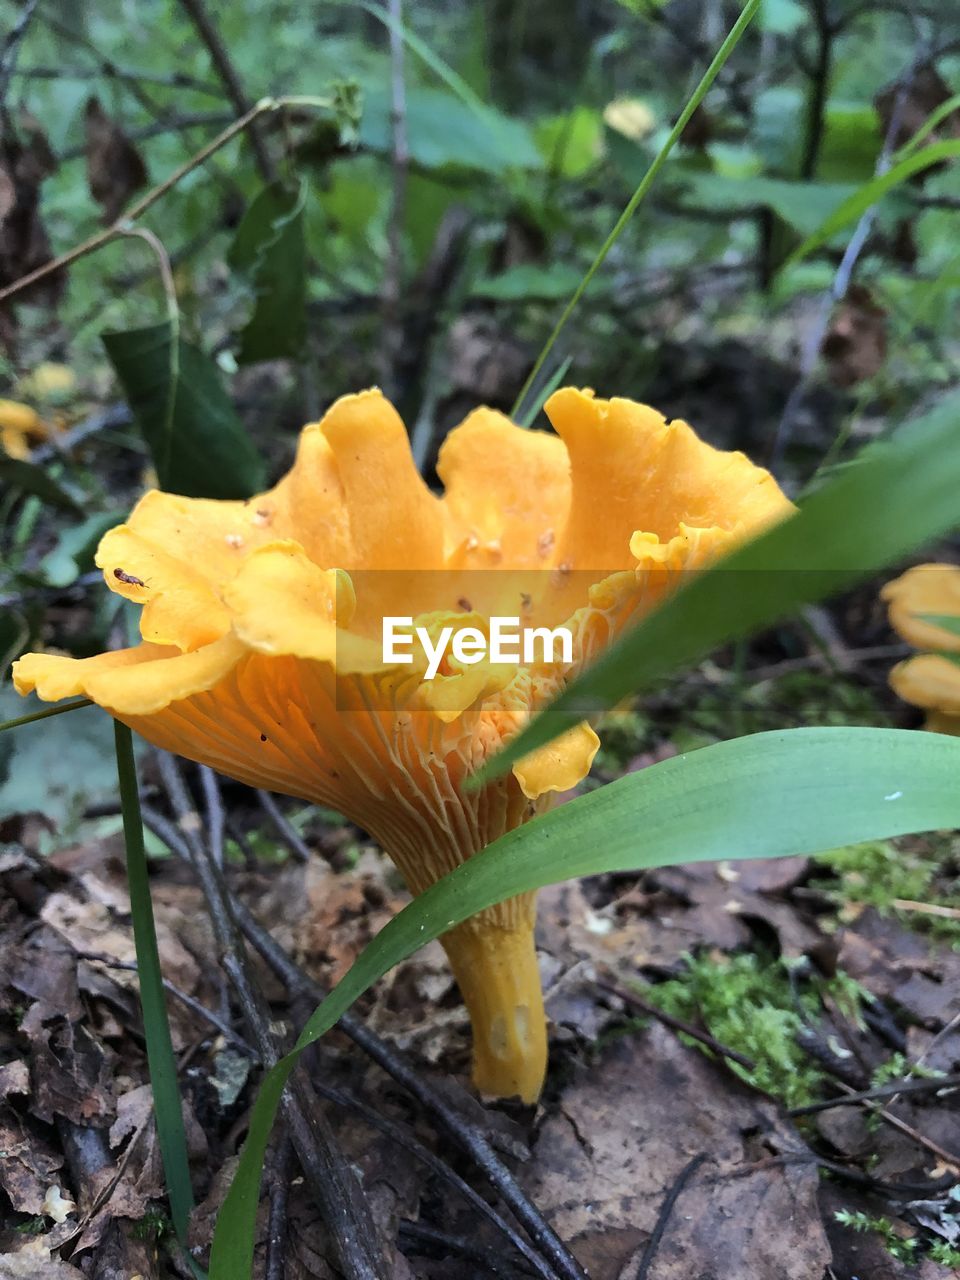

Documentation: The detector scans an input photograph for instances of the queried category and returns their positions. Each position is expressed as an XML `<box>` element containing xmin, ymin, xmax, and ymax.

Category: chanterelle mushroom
<box><xmin>14</xmin><ymin>386</ymin><xmax>791</xmax><ymax>1102</ymax></box>
<box><xmin>883</xmin><ymin>563</ymin><xmax>960</xmax><ymax>736</ymax></box>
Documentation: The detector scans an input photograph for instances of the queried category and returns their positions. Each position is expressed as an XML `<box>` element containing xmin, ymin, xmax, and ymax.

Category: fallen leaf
<box><xmin>522</xmin><ymin>1025</ymin><xmax>830</xmax><ymax>1279</ymax></box>
<box><xmin>84</xmin><ymin>98</ymin><xmax>148</xmax><ymax>224</ymax></box>
<box><xmin>822</xmin><ymin>285</ymin><xmax>888</xmax><ymax>388</ymax></box>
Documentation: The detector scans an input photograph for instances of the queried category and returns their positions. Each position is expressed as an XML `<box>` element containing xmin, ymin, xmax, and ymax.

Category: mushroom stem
<box><xmin>441</xmin><ymin>916</ymin><xmax>547</xmax><ymax>1104</ymax></box>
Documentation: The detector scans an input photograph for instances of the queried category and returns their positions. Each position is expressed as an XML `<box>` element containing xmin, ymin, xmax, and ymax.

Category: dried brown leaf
<box><xmin>84</xmin><ymin>97</ymin><xmax>148</xmax><ymax>224</ymax></box>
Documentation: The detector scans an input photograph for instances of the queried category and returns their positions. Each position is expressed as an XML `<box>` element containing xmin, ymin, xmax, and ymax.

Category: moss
<box><xmin>812</xmin><ymin>836</ymin><xmax>960</xmax><ymax>946</ymax></box>
<box><xmin>641</xmin><ymin>952</ymin><xmax>863</xmax><ymax>1108</ymax></box>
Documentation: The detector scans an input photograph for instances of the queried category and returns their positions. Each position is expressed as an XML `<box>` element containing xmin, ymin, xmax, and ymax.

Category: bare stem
<box><xmin>0</xmin><ymin>95</ymin><xmax>331</xmax><ymax>307</ymax></box>
<box><xmin>176</xmin><ymin>0</ymin><xmax>276</xmax><ymax>182</ymax></box>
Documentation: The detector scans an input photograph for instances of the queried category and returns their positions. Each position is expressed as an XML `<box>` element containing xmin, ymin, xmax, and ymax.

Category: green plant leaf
<box><xmin>472</xmin><ymin>263</ymin><xmax>587</xmax><ymax>302</ymax></box>
<box><xmin>114</xmin><ymin>722</ymin><xmax>195</xmax><ymax>1244</ymax></box>
<box><xmin>209</xmin><ymin>726</ymin><xmax>960</xmax><ymax>1280</ymax></box>
<box><xmin>919</xmin><ymin>614</ymin><xmax>960</xmax><ymax>638</ymax></box>
<box><xmin>477</xmin><ymin>392</ymin><xmax>960</xmax><ymax>782</ymax></box>
<box><xmin>789</xmin><ymin>140</ymin><xmax>960</xmax><ymax>266</ymax></box>
<box><xmin>359</xmin><ymin>84</ymin><xmax>541</xmax><ymax>174</ymax></box>
<box><xmin>102</xmin><ymin>323</ymin><xmax>265</xmax><ymax>500</ymax></box>
<box><xmin>510</xmin><ymin>0</ymin><xmax>762</xmax><ymax>417</ymax></box>
<box><xmin>0</xmin><ymin>457</ymin><xmax>83</xmax><ymax>514</ymax></box>
<box><xmin>681</xmin><ymin>173</ymin><xmax>858</xmax><ymax>237</ymax></box>
<box><xmin>0</xmin><ymin>609</ymin><xmax>29</xmax><ymax>682</ymax></box>
<box><xmin>227</xmin><ymin>180</ymin><xmax>308</xmax><ymax>364</ymax></box>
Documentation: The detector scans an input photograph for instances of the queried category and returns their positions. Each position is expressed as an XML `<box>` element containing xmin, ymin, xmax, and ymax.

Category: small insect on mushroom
<box><xmin>113</xmin><ymin>568</ymin><xmax>146</xmax><ymax>587</ymax></box>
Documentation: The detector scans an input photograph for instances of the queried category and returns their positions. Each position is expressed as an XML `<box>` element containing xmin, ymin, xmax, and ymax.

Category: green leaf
<box><xmin>227</xmin><ymin>180</ymin><xmax>308</xmax><ymax>364</ymax></box>
<box><xmin>359</xmin><ymin>85</ymin><xmax>541</xmax><ymax>175</ymax></box>
<box><xmin>919</xmin><ymin>614</ymin><xmax>960</xmax><ymax>638</ymax></box>
<box><xmin>789</xmin><ymin>140</ymin><xmax>960</xmax><ymax>266</ymax></box>
<box><xmin>209</xmin><ymin>726</ymin><xmax>960</xmax><ymax>1280</ymax></box>
<box><xmin>534</xmin><ymin>107</ymin><xmax>605</xmax><ymax>178</ymax></box>
<box><xmin>0</xmin><ymin>457</ymin><xmax>83</xmax><ymax>514</ymax></box>
<box><xmin>38</xmin><ymin>511</ymin><xmax>122</xmax><ymax>588</ymax></box>
<box><xmin>478</xmin><ymin>392</ymin><xmax>960</xmax><ymax>782</ymax></box>
<box><xmin>102</xmin><ymin>323</ymin><xmax>265</xmax><ymax>500</ymax></box>
<box><xmin>472</xmin><ymin>263</ymin><xmax>587</xmax><ymax>302</ymax></box>
<box><xmin>114</xmin><ymin>723</ymin><xmax>195</xmax><ymax>1244</ymax></box>
<box><xmin>0</xmin><ymin>610</ymin><xmax>29</xmax><ymax>681</ymax></box>
<box><xmin>758</xmin><ymin>0</ymin><xmax>806</xmax><ymax>34</ymax></box>
<box><xmin>681</xmin><ymin>173</ymin><xmax>858</xmax><ymax>237</ymax></box>
<box><xmin>818</xmin><ymin>102</ymin><xmax>884</xmax><ymax>182</ymax></box>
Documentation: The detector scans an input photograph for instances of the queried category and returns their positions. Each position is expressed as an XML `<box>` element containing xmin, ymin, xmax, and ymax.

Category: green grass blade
<box><xmin>516</xmin><ymin>354</ymin><xmax>574</xmax><ymax>427</ymax></box>
<box><xmin>919</xmin><ymin>614</ymin><xmax>960</xmax><ymax>637</ymax></box>
<box><xmin>208</xmin><ymin>726</ymin><xmax>960</xmax><ymax>1280</ymax></box>
<box><xmin>893</xmin><ymin>93</ymin><xmax>960</xmax><ymax>161</ymax></box>
<box><xmin>358</xmin><ymin>1</ymin><xmax>490</xmax><ymax>118</ymax></box>
<box><xmin>114</xmin><ymin>722</ymin><xmax>195</xmax><ymax>1243</ymax></box>
<box><xmin>788</xmin><ymin>139</ymin><xmax>960</xmax><ymax>267</ymax></box>
<box><xmin>476</xmin><ymin>392</ymin><xmax>960</xmax><ymax>784</ymax></box>
<box><xmin>0</xmin><ymin>697</ymin><xmax>92</xmax><ymax>734</ymax></box>
<box><xmin>509</xmin><ymin>0</ymin><xmax>761</xmax><ymax>418</ymax></box>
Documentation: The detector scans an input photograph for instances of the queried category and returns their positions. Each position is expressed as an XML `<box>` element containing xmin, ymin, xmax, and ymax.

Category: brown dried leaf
<box><xmin>0</xmin><ymin>1105</ymin><xmax>63</xmax><ymax>1214</ymax></box>
<box><xmin>84</xmin><ymin>97</ymin><xmax>148</xmax><ymax>224</ymax></box>
<box><xmin>875</xmin><ymin>64</ymin><xmax>960</xmax><ymax>164</ymax></box>
<box><xmin>0</xmin><ymin>1246</ymin><xmax>84</xmax><ymax>1279</ymax></box>
<box><xmin>19</xmin><ymin>1009</ymin><xmax>115</xmax><ymax>1126</ymax></box>
<box><xmin>838</xmin><ymin>908</ymin><xmax>960</xmax><ymax>1028</ymax></box>
<box><xmin>0</xmin><ymin>112</ymin><xmax>63</xmax><ymax>323</ymax></box>
<box><xmin>522</xmin><ymin>1026</ymin><xmax>830</xmax><ymax>1280</ymax></box>
<box><xmin>822</xmin><ymin>284</ymin><xmax>888</xmax><ymax>388</ymax></box>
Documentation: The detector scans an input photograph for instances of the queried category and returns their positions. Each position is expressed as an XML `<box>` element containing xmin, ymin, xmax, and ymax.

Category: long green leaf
<box><xmin>0</xmin><ymin>697</ymin><xmax>92</xmax><ymax>734</ymax></box>
<box><xmin>103</xmin><ymin>322</ymin><xmax>265</xmax><ymax>499</ymax></box>
<box><xmin>919</xmin><ymin>614</ymin><xmax>960</xmax><ymax>638</ymax></box>
<box><xmin>788</xmin><ymin>139</ymin><xmax>960</xmax><ymax>266</ymax></box>
<box><xmin>228</xmin><ymin>180</ymin><xmax>308</xmax><ymax>363</ymax></box>
<box><xmin>510</xmin><ymin>0</ymin><xmax>761</xmax><ymax>417</ymax></box>
<box><xmin>477</xmin><ymin>393</ymin><xmax>960</xmax><ymax>783</ymax></box>
<box><xmin>209</xmin><ymin>726</ymin><xmax>960</xmax><ymax>1279</ymax></box>
<box><xmin>893</xmin><ymin>92</ymin><xmax>960</xmax><ymax>161</ymax></box>
<box><xmin>114</xmin><ymin>722</ymin><xmax>195</xmax><ymax>1244</ymax></box>
<box><xmin>0</xmin><ymin>457</ymin><xmax>84</xmax><ymax>514</ymax></box>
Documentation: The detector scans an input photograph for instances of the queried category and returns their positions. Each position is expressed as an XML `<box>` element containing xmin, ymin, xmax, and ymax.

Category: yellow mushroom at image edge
<box><xmin>14</xmin><ymin>387</ymin><xmax>792</xmax><ymax>1103</ymax></box>
<box><xmin>882</xmin><ymin>562</ymin><xmax>960</xmax><ymax>737</ymax></box>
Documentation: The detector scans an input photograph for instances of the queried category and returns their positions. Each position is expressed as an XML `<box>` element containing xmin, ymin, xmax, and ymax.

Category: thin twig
<box><xmin>200</xmin><ymin>766</ymin><xmax>226</xmax><ymax>868</ymax></box>
<box><xmin>139</xmin><ymin>795</ymin><xmax>585</xmax><ymax>1280</ymax></box>
<box><xmin>74</xmin><ymin>948</ymin><xmax>256</xmax><ymax>1055</ymax></box>
<box><xmin>799</xmin><ymin>0</ymin><xmax>833</xmax><ymax>180</ymax></box>
<box><xmin>154</xmin><ymin>753</ymin><xmax>390</xmax><ymax>1280</ymax></box>
<box><xmin>381</xmin><ymin>0</ymin><xmax>409</xmax><ymax>399</ymax></box>
<box><xmin>176</xmin><ymin>0</ymin><xmax>276</xmax><ymax>182</ymax></box>
<box><xmin>58</xmin><ymin>111</ymin><xmax>235</xmax><ymax>161</ymax></box>
<box><xmin>30</xmin><ymin>403</ymin><xmax>133</xmax><ymax>463</ymax></box>
<box><xmin>0</xmin><ymin>95</ymin><xmax>331</xmax><ymax>306</ymax></box>
<box><xmin>0</xmin><ymin>0</ymin><xmax>41</xmax><ymax>111</ymax></box>
<box><xmin>311</xmin><ymin>1078</ymin><xmax>556</xmax><ymax>1280</ymax></box>
<box><xmin>257</xmin><ymin>789</ymin><xmax>311</xmax><ymax>863</ymax></box>
<box><xmin>264</xmin><ymin>1136</ymin><xmax>293</xmax><ymax>1280</ymax></box>
<box><xmin>598</xmin><ymin>978</ymin><xmax>758</xmax><ymax>1071</ymax></box>
<box><xmin>890</xmin><ymin>898</ymin><xmax>960</xmax><ymax>920</ymax></box>
<box><xmin>398</xmin><ymin>1220</ymin><xmax>529</xmax><ymax>1277</ymax></box>
<box><xmin>635</xmin><ymin>1153</ymin><xmax>708</xmax><ymax>1280</ymax></box>
<box><xmin>11</xmin><ymin>63</ymin><xmax>223</xmax><ymax>95</ymax></box>
<box><xmin>789</xmin><ymin>1071</ymin><xmax>960</xmax><ymax>1117</ymax></box>
<box><xmin>771</xmin><ymin>53</ymin><xmax>917</xmax><ymax>469</ymax></box>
